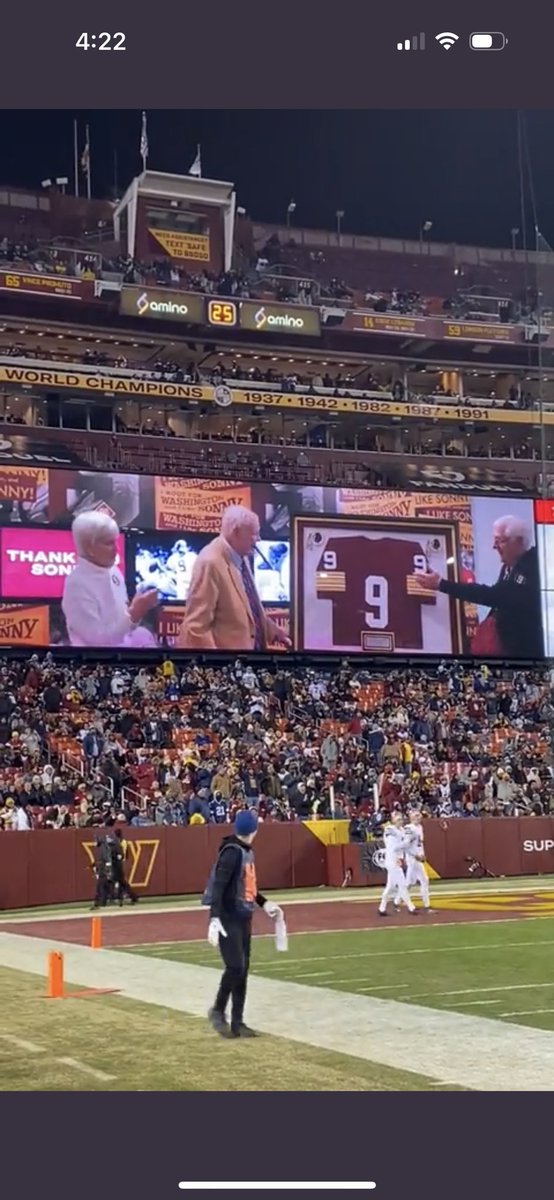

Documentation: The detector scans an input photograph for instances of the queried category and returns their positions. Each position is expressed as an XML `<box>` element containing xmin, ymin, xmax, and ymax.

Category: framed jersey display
<box><xmin>294</xmin><ymin>515</ymin><xmax>463</xmax><ymax>654</ymax></box>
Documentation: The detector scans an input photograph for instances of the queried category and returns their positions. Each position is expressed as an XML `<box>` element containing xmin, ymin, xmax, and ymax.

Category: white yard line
<box><xmin>57</xmin><ymin>1056</ymin><xmax>116</xmax><ymax>1083</ymax></box>
<box><xmin>402</xmin><ymin>981</ymin><xmax>554</xmax><ymax>1001</ymax></box>
<box><xmin>346</xmin><ymin>983</ymin><xmax>411</xmax><ymax>993</ymax></box>
<box><xmin>0</xmin><ymin>932</ymin><xmax>553</xmax><ymax>1090</ymax></box>
<box><xmin>0</xmin><ymin>1034</ymin><xmax>46</xmax><ymax>1053</ymax></box>
<box><xmin>499</xmin><ymin>1009</ymin><xmax>554</xmax><ymax>1018</ymax></box>
<box><xmin>286</xmin><ymin>971</ymin><xmax>334</xmax><ymax>980</ymax></box>
<box><xmin>442</xmin><ymin>999</ymin><xmax>500</xmax><ymax>1008</ymax></box>
<box><xmin>249</xmin><ymin>936</ymin><xmax>554</xmax><ymax>969</ymax></box>
<box><xmin>0</xmin><ymin>1033</ymin><xmax>114</xmax><ymax>1080</ymax></box>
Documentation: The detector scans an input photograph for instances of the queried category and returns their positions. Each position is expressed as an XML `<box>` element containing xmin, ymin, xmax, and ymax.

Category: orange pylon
<box><xmin>46</xmin><ymin>951</ymin><xmax>64</xmax><ymax>999</ymax></box>
<box><xmin>91</xmin><ymin>916</ymin><xmax>102</xmax><ymax>949</ymax></box>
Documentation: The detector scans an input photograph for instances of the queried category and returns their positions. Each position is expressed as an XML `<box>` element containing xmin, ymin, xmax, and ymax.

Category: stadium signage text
<box><xmin>2</xmin><ymin>365</ymin><xmax>554</xmax><ymax>427</ymax></box>
<box><xmin>254</xmin><ymin>306</ymin><xmax>304</xmax><ymax>330</ymax></box>
<box><xmin>523</xmin><ymin>839</ymin><xmax>554</xmax><ymax>852</ymax></box>
<box><xmin>239</xmin><ymin>300</ymin><xmax>321</xmax><ymax>337</ymax></box>
<box><xmin>0</xmin><ymin>436</ymin><xmax>78</xmax><ymax>466</ymax></box>
<box><xmin>349</xmin><ymin>312</ymin><xmax>428</xmax><ymax>337</ymax></box>
<box><xmin>119</xmin><ymin>287</ymin><xmax>205</xmax><ymax>324</ymax></box>
<box><xmin>0</xmin><ymin>617</ymin><xmax>38</xmax><ymax>639</ymax></box>
<box><xmin>137</xmin><ymin>292</ymin><xmax>190</xmax><ymax>317</ymax></box>
<box><xmin>0</xmin><ymin>270</ymin><xmax>94</xmax><ymax>301</ymax></box>
<box><xmin>0</xmin><ymin>603</ymin><xmax>49</xmax><ymax>645</ymax></box>
<box><xmin>344</xmin><ymin>310</ymin><xmax>522</xmax><ymax>344</ymax></box>
<box><xmin>5</xmin><ymin>549</ymin><xmax>76</xmax><ymax>577</ymax></box>
<box><xmin>394</xmin><ymin>464</ymin><xmax>531</xmax><ymax>494</ymax></box>
<box><xmin>147</xmin><ymin>229</ymin><xmax>211</xmax><ymax>262</ymax></box>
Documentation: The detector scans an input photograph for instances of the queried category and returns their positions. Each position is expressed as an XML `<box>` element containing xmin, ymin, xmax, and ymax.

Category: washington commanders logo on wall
<box><xmin>360</xmin><ymin>840</ymin><xmax>386</xmax><ymax>873</ymax></box>
<box><xmin>82</xmin><ymin>839</ymin><xmax>160</xmax><ymax>888</ymax></box>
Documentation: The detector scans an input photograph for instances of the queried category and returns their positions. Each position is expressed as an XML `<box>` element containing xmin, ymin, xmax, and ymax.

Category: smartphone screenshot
<box><xmin>0</xmin><ymin>6</ymin><xmax>551</xmax><ymax>1199</ymax></box>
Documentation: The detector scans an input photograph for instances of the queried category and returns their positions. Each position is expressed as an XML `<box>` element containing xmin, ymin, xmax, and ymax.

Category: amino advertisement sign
<box><xmin>119</xmin><ymin>286</ymin><xmax>206</xmax><ymax>324</ymax></box>
<box><xmin>0</xmin><ymin>468</ymin><xmax>545</xmax><ymax>657</ymax></box>
<box><xmin>239</xmin><ymin>301</ymin><xmax>321</xmax><ymax>337</ymax></box>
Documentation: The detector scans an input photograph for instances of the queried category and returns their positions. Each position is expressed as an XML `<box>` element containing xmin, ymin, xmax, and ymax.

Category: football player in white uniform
<box><xmin>378</xmin><ymin>811</ymin><xmax>417</xmax><ymax>916</ymax></box>
<box><xmin>167</xmin><ymin>540</ymin><xmax>197</xmax><ymax>601</ymax></box>
<box><xmin>399</xmin><ymin>807</ymin><xmax>432</xmax><ymax>911</ymax></box>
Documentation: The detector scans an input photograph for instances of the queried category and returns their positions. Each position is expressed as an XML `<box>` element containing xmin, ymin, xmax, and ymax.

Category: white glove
<box><xmin>263</xmin><ymin>901</ymin><xmax>283</xmax><ymax>920</ymax></box>
<box><xmin>207</xmin><ymin>918</ymin><xmax>227</xmax><ymax>948</ymax></box>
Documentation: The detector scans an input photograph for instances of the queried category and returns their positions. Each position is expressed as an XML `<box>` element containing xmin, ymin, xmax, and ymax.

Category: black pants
<box><xmin>93</xmin><ymin>871</ymin><xmax>112</xmax><ymax>907</ymax></box>
<box><xmin>113</xmin><ymin>866</ymin><xmax>137</xmax><ymax>905</ymax></box>
<box><xmin>214</xmin><ymin>917</ymin><xmax>251</xmax><ymax>1029</ymax></box>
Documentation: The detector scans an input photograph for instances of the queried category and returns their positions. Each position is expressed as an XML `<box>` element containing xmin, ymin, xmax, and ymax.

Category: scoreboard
<box><xmin>207</xmin><ymin>299</ymin><xmax>238</xmax><ymax>327</ymax></box>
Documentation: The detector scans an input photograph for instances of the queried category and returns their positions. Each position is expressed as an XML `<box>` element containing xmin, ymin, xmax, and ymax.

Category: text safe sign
<box><xmin>0</xmin><ymin>528</ymin><xmax>125</xmax><ymax>600</ymax></box>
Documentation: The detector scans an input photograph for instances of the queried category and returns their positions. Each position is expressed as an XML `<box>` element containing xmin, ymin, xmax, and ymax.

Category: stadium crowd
<box><xmin>0</xmin><ymin>232</ymin><xmax>523</xmax><ymax>325</ymax></box>
<box><xmin>0</xmin><ymin>656</ymin><xmax>553</xmax><ymax>834</ymax></box>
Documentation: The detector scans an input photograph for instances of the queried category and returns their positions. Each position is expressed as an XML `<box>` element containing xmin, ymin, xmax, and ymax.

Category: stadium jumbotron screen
<box><xmin>0</xmin><ymin>465</ymin><xmax>544</xmax><ymax>656</ymax></box>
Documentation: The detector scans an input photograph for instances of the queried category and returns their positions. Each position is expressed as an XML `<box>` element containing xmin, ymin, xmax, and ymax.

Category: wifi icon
<box><xmin>435</xmin><ymin>31</ymin><xmax>459</xmax><ymax>49</ymax></box>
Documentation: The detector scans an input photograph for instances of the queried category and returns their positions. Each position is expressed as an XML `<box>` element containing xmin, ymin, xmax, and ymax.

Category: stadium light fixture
<box><xmin>286</xmin><ymin>200</ymin><xmax>296</xmax><ymax>228</ymax></box>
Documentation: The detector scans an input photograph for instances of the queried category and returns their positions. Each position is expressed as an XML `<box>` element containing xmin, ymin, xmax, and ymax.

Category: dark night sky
<box><xmin>1</xmin><ymin>109</ymin><xmax>554</xmax><ymax>248</ymax></box>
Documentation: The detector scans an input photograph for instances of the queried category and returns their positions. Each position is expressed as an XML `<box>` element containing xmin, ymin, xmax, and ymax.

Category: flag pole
<box><xmin>86</xmin><ymin>124</ymin><xmax>91</xmax><ymax>199</ymax></box>
<box><xmin>140</xmin><ymin>112</ymin><xmax>149</xmax><ymax>173</ymax></box>
<box><xmin>73</xmin><ymin>119</ymin><xmax>79</xmax><ymax>198</ymax></box>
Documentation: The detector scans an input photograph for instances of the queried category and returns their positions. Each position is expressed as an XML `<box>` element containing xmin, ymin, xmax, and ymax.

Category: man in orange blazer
<box><xmin>176</xmin><ymin>505</ymin><xmax>292</xmax><ymax>652</ymax></box>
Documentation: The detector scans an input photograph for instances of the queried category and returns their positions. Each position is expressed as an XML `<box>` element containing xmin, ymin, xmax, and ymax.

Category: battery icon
<box><xmin>470</xmin><ymin>32</ymin><xmax>507</xmax><ymax>50</ymax></box>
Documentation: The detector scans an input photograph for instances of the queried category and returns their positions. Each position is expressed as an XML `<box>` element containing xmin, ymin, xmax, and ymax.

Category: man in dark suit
<box><xmin>416</xmin><ymin>514</ymin><xmax>543</xmax><ymax>658</ymax></box>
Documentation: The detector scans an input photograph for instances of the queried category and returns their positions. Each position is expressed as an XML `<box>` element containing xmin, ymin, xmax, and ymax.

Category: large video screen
<box><xmin>0</xmin><ymin>465</ymin><xmax>543</xmax><ymax>656</ymax></box>
<box><xmin>535</xmin><ymin>499</ymin><xmax>554</xmax><ymax>659</ymax></box>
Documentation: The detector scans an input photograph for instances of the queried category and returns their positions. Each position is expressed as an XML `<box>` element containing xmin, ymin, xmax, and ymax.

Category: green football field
<box><xmin>1</xmin><ymin>881</ymin><xmax>554</xmax><ymax>1090</ymax></box>
<box><xmin>125</xmin><ymin>915</ymin><xmax>554</xmax><ymax>1031</ymax></box>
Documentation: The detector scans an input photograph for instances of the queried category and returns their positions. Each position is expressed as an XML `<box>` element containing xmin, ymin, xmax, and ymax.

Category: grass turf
<box><xmin>124</xmin><ymin>914</ymin><xmax>554</xmax><ymax>1032</ymax></box>
<box><xmin>0</xmin><ymin>966</ymin><xmax>452</xmax><ymax>1092</ymax></box>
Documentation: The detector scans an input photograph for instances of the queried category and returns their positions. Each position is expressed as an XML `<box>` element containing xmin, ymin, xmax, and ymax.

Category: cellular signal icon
<box><xmin>397</xmin><ymin>33</ymin><xmax>426</xmax><ymax>51</ymax></box>
<box><xmin>435</xmin><ymin>32</ymin><xmax>459</xmax><ymax>49</ymax></box>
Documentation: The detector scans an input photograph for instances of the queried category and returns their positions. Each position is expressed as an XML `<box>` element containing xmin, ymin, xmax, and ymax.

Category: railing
<box><xmin>59</xmin><ymin>747</ymin><xmax>115</xmax><ymax>803</ymax></box>
<box><xmin>121</xmin><ymin>785</ymin><xmax>148</xmax><ymax>811</ymax></box>
<box><xmin>61</xmin><ymin>749</ymin><xmax>84</xmax><ymax>775</ymax></box>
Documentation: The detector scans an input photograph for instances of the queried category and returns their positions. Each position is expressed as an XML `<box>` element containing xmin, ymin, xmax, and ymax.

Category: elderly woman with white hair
<box><xmin>62</xmin><ymin>511</ymin><xmax>158</xmax><ymax>647</ymax></box>
<box><xmin>177</xmin><ymin>504</ymin><xmax>292</xmax><ymax>651</ymax></box>
<box><xmin>416</xmin><ymin>514</ymin><xmax>543</xmax><ymax>657</ymax></box>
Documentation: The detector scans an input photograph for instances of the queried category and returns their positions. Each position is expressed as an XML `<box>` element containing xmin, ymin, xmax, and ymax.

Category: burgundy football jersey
<box><xmin>315</xmin><ymin>534</ymin><xmax>435</xmax><ymax>649</ymax></box>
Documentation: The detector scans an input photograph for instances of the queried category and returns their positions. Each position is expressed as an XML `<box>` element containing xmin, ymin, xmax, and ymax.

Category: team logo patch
<box><xmin>214</xmin><ymin>385</ymin><xmax>232</xmax><ymax>408</ymax></box>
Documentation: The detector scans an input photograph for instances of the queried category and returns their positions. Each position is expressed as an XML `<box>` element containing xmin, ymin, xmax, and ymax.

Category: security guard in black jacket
<box><xmin>204</xmin><ymin>810</ymin><xmax>282</xmax><ymax>1038</ymax></box>
<box><xmin>91</xmin><ymin>834</ymin><xmax>116</xmax><ymax>908</ymax></box>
